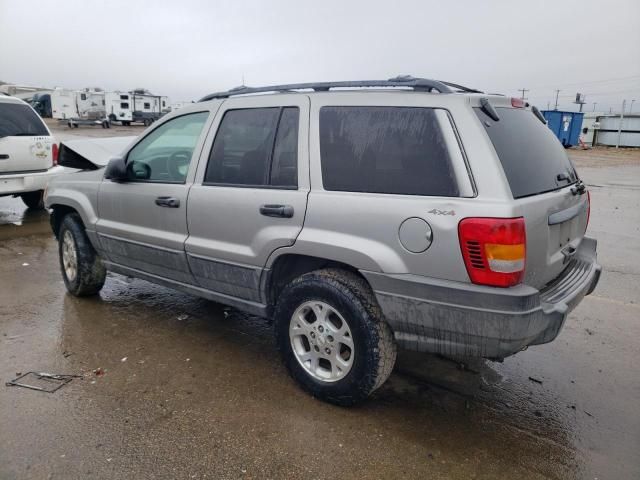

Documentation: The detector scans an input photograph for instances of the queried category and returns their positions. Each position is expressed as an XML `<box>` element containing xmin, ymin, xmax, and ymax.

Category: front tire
<box><xmin>20</xmin><ymin>190</ymin><xmax>44</xmax><ymax>209</ymax></box>
<box><xmin>58</xmin><ymin>214</ymin><xmax>106</xmax><ymax>296</ymax></box>
<box><xmin>274</xmin><ymin>269</ymin><xmax>396</xmax><ymax>406</ymax></box>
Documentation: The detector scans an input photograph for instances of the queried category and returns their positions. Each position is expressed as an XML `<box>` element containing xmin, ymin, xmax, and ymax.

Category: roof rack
<box><xmin>199</xmin><ymin>75</ymin><xmax>483</xmax><ymax>102</ymax></box>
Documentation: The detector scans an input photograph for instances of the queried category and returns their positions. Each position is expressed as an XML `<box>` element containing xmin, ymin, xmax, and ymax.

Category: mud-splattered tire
<box><xmin>274</xmin><ymin>268</ymin><xmax>397</xmax><ymax>406</ymax></box>
<box><xmin>20</xmin><ymin>190</ymin><xmax>44</xmax><ymax>209</ymax></box>
<box><xmin>58</xmin><ymin>213</ymin><xmax>106</xmax><ymax>296</ymax></box>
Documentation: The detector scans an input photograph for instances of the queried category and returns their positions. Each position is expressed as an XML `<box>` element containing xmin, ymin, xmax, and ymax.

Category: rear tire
<box><xmin>274</xmin><ymin>269</ymin><xmax>396</xmax><ymax>406</ymax></box>
<box><xmin>20</xmin><ymin>190</ymin><xmax>44</xmax><ymax>210</ymax></box>
<box><xmin>58</xmin><ymin>214</ymin><xmax>106</xmax><ymax>296</ymax></box>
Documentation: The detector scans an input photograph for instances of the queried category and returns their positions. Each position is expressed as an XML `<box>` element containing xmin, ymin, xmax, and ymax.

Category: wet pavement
<box><xmin>1</xmin><ymin>147</ymin><xmax>639</xmax><ymax>479</ymax></box>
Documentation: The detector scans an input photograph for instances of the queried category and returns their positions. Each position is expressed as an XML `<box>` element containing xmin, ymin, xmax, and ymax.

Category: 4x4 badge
<box><xmin>428</xmin><ymin>209</ymin><xmax>456</xmax><ymax>216</ymax></box>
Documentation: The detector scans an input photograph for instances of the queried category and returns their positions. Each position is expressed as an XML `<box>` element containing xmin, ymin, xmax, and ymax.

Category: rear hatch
<box><xmin>0</xmin><ymin>101</ymin><xmax>53</xmax><ymax>173</ymax></box>
<box><xmin>475</xmin><ymin>105</ymin><xmax>588</xmax><ymax>289</ymax></box>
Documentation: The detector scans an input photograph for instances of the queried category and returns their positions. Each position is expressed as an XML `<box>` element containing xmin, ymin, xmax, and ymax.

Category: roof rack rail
<box><xmin>198</xmin><ymin>75</ymin><xmax>478</xmax><ymax>101</ymax></box>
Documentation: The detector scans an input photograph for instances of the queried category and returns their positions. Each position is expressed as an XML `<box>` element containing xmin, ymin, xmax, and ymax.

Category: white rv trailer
<box><xmin>51</xmin><ymin>88</ymin><xmax>78</xmax><ymax>120</ymax></box>
<box><xmin>105</xmin><ymin>91</ymin><xmax>134</xmax><ymax>125</ymax></box>
<box><xmin>51</xmin><ymin>88</ymin><xmax>109</xmax><ymax>128</ymax></box>
<box><xmin>105</xmin><ymin>89</ymin><xmax>170</xmax><ymax>126</ymax></box>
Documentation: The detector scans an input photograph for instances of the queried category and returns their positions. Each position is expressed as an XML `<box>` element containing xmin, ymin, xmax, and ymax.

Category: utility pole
<box><xmin>616</xmin><ymin>100</ymin><xmax>626</xmax><ymax>149</ymax></box>
<box><xmin>554</xmin><ymin>90</ymin><xmax>560</xmax><ymax>110</ymax></box>
<box><xmin>574</xmin><ymin>93</ymin><xmax>586</xmax><ymax>112</ymax></box>
<box><xmin>519</xmin><ymin>88</ymin><xmax>529</xmax><ymax>100</ymax></box>
<box><xmin>592</xmin><ymin>102</ymin><xmax>597</xmax><ymax>112</ymax></box>
<box><xmin>547</xmin><ymin>101</ymin><xmax>550</xmax><ymax>110</ymax></box>
<box><xmin>630</xmin><ymin>99</ymin><xmax>636</xmax><ymax>114</ymax></box>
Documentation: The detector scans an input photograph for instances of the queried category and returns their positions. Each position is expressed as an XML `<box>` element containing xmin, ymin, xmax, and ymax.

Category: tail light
<box><xmin>511</xmin><ymin>97</ymin><xmax>525</xmax><ymax>108</ymax></box>
<box><xmin>52</xmin><ymin>143</ymin><xmax>59</xmax><ymax>166</ymax></box>
<box><xmin>459</xmin><ymin>217</ymin><xmax>526</xmax><ymax>287</ymax></box>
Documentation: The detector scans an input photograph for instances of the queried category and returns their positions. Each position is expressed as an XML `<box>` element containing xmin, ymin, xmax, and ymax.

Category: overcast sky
<box><xmin>1</xmin><ymin>0</ymin><xmax>638</xmax><ymax>112</ymax></box>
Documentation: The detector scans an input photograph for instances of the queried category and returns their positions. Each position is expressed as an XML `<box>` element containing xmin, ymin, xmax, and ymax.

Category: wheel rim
<box><xmin>61</xmin><ymin>230</ymin><xmax>78</xmax><ymax>282</ymax></box>
<box><xmin>289</xmin><ymin>300</ymin><xmax>354</xmax><ymax>383</ymax></box>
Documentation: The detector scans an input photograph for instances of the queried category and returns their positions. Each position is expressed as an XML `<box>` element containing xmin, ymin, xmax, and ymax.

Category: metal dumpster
<box><xmin>542</xmin><ymin>110</ymin><xmax>584</xmax><ymax>147</ymax></box>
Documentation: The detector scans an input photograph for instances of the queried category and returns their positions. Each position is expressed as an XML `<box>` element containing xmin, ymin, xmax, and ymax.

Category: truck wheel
<box><xmin>58</xmin><ymin>214</ymin><xmax>106</xmax><ymax>296</ymax></box>
<box><xmin>20</xmin><ymin>190</ymin><xmax>45</xmax><ymax>209</ymax></box>
<box><xmin>274</xmin><ymin>269</ymin><xmax>397</xmax><ymax>406</ymax></box>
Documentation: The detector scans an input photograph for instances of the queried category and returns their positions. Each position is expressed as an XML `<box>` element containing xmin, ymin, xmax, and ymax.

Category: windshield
<box><xmin>0</xmin><ymin>102</ymin><xmax>49</xmax><ymax>138</ymax></box>
<box><xmin>475</xmin><ymin>107</ymin><xmax>577</xmax><ymax>198</ymax></box>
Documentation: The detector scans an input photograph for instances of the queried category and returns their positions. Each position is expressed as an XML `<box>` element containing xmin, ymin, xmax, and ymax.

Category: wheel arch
<box><xmin>49</xmin><ymin>204</ymin><xmax>83</xmax><ymax>238</ymax></box>
<box><xmin>264</xmin><ymin>253</ymin><xmax>370</xmax><ymax>307</ymax></box>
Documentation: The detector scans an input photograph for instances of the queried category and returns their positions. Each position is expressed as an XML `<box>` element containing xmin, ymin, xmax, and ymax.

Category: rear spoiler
<box><xmin>58</xmin><ymin>136</ymin><xmax>137</xmax><ymax>170</ymax></box>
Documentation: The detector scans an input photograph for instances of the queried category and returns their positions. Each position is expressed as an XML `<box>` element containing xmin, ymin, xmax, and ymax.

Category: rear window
<box><xmin>0</xmin><ymin>103</ymin><xmax>49</xmax><ymax>138</ymax></box>
<box><xmin>319</xmin><ymin>107</ymin><xmax>459</xmax><ymax>196</ymax></box>
<box><xmin>475</xmin><ymin>107</ymin><xmax>577</xmax><ymax>198</ymax></box>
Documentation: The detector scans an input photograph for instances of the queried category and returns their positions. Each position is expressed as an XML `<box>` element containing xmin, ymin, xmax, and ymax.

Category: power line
<box><xmin>526</xmin><ymin>74</ymin><xmax>640</xmax><ymax>89</ymax></box>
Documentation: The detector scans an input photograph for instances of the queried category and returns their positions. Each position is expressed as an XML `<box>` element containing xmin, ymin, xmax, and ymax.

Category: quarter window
<box><xmin>319</xmin><ymin>106</ymin><xmax>459</xmax><ymax>196</ymax></box>
<box><xmin>204</xmin><ymin>107</ymin><xmax>299</xmax><ymax>188</ymax></box>
<box><xmin>125</xmin><ymin>112</ymin><xmax>209</xmax><ymax>183</ymax></box>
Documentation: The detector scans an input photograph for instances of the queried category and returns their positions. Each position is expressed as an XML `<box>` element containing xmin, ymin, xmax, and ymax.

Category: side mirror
<box><xmin>104</xmin><ymin>156</ymin><xmax>128</xmax><ymax>181</ymax></box>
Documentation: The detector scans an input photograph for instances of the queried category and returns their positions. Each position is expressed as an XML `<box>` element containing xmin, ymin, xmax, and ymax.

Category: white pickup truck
<box><xmin>0</xmin><ymin>95</ymin><xmax>63</xmax><ymax>209</ymax></box>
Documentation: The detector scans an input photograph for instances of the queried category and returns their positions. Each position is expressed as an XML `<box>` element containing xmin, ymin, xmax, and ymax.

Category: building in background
<box><xmin>594</xmin><ymin>115</ymin><xmax>640</xmax><ymax>147</ymax></box>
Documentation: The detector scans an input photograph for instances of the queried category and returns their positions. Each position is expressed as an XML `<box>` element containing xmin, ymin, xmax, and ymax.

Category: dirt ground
<box><xmin>1</xmin><ymin>131</ymin><xmax>639</xmax><ymax>479</ymax></box>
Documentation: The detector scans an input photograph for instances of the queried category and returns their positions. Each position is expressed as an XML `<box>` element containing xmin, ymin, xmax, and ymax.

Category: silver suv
<box><xmin>45</xmin><ymin>77</ymin><xmax>601</xmax><ymax>405</ymax></box>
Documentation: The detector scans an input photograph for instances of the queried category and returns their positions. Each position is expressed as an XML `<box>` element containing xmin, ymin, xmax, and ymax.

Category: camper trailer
<box><xmin>105</xmin><ymin>91</ymin><xmax>134</xmax><ymax>125</ymax></box>
<box><xmin>50</xmin><ymin>88</ymin><xmax>105</xmax><ymax>121</ymax></box>
<box><xmin>130</xmin><ymin>89</ymin><xmax>170</xmax><ymax>125</ymax></box>
<box><xmin>75</xmin><ymin>88</ymin><xmax>106</xmax><ymax>120</ymax></box>
<box><xmin>105</xmin><ymin>89</ymin><xmax>170</xmax><ymax>126</ymax></box>
<box><xmin>51</xmin><ymin>88</ymin><xmax>79</xmax><ymax>120</ymax></box>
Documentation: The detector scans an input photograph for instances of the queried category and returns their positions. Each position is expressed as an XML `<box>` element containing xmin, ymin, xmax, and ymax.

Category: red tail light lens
<box><xmin>458</xmin><ymin>217</ymin><xmax>526</xmax><ymax>287</ymax></box>
<box><xmin>52</xmin><ymin>143</ymin><xmax>59</xmax><ymax>166</ymax></box>
<box><xmin>511</xmin><ymin>97</ymin><xmax>525</xmax><ymax>108</ymax></box>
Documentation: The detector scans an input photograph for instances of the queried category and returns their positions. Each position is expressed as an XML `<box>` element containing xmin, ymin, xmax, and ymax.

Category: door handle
<box><xmin>259</xmin><ymin>204</ymin><xmax>294</xmax><ymax>218</ymax></box>
<box><xmin>0</xmin><ymin>154</ymin><xmax>9</xmax><ymax>160</ymax></box>
<box><xmin>155</xmin><ymin>196</ymin><xmax>180</xmax><ymax>208</ymax></box>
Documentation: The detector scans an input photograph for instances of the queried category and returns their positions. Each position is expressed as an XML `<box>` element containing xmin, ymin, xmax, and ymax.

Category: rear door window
<box><xmin>475</xmin><ymin>107</ymin><xmax>578</xmax><ymax>198</ymax></box>
<box><xmin>205</xmin><ymin>107</ymin><xmax>299</xmax><ymax>188</ymax></box>
<box><xmin>0</xmin><ymin>103</ymin><xmax>49</xmax><ymax>138</ymax></box>
<box><xmin>319</xmin><ymin>106</ymin><xmax>459</xmax><ymax>196</ymax></box>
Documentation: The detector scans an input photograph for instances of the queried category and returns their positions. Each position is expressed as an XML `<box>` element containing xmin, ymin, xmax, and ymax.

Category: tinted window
<box><xmin>144</xmin><ymin>103</ymin><xmax>150</xmax><ymax>109</ymax></box>
<box><xmin>126</xmin><ymin>112</ymin><xmax>209</xmax><ymax>183</ymax></box>
<box><xmin>319</xmin><ymin>107</ymin><xmax>459</xmax><ymax>196</ymax></box>
<box><xmin>0</xmin><ymin>103</ymin><xmax>49</xmax><ymax>138</ymax></box>
<box><xmin>120</xmin><ymin>102</ymin><xmax>129</xmax><ymax>109</ymax></box>
<box><xmin>271</xmin><ymin>108</ymin><xmax>299</xmax><ymax>187</ymax></box>
<box><xmin>205</xmin><ymin>107</ymin><xmax>299</xmax><ymax>188</ymax></box>
<box><xmin>475</xmin><ymin>107</ymin><xmax>578</xmax><ymax>198</ymax></box>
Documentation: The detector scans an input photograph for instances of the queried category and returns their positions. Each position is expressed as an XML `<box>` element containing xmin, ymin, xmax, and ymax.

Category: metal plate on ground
<box><xmin>5</xmin><ymin>372</ymin><xmax>80</xmax><ymax>393</ymax></box>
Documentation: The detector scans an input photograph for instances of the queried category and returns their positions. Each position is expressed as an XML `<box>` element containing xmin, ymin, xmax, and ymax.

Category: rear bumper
<box><xmin>0</xmin><ymin>166</ymin><xmax>66</xmax><ymax>196</ymax></box>
<box><xmin>361</xmin><ymin>237</ymin><xmax>601</xmax><ymax>359</ymax></box>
